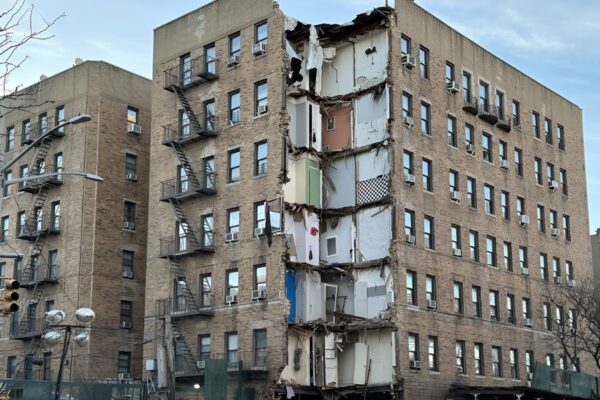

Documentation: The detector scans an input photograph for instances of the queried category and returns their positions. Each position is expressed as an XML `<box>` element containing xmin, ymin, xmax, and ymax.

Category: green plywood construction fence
<box><xmin>0</xmin><ymin>379</ymin><xmax>144</xmax><ymax>400</ymax></box>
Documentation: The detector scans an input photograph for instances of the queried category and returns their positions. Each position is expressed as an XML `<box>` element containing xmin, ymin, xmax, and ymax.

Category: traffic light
<box><xmin>3</xmin><ymin>279</ymin><xmax>20</xmax><ymax>315</ymax></box>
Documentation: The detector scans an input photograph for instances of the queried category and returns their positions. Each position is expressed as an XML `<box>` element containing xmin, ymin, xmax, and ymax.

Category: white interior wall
<box><xmin>356</xmin><ymin>206</ymin><xmax>392</xmax><ymax>262</ymax></box>
<box><xmin>354</xmin><ymin>266</ymin><xmax>393</xmax><ymax>318</ymax></box>
<box><xmin>280</xmin><ymin>330</ymin><xmax>311</xmax><ymax>386</ymax></box>
<box><xmin>295</xmin><ymin>270</ymin><xmax>326</xmax><ymax>322</ymax></box>
<box><xmin>321</xmin><ymin>44</ymin><xmax>354</xmax><ymax>97</ymax></box>
<box><xmin>323</xmin><ymin>157</ymin><xmax>356</xmax><ymax>209</ymax></box>
<box><xmin>321</xmin><ymin>215</ymin><xmax>354</xmax><ymax>264</ymax></box>
<box><xmin>354</xmin><ymin>30</ymin><xmax>388</xmax><ymax>90</ymax></box>
<box><xmin>354</xmin><ymin>88</ymin><xmax>390</xmax><ymax>147</ymax></box>
<box><xmin>284</xmin><ymin>210</ymin><xmax>320</xmax><ymax>266</ymax></box>
<box><xmin>356</xmin><ymin>147</ymin><xmax>390</xmax><ymax>181</ymax></box>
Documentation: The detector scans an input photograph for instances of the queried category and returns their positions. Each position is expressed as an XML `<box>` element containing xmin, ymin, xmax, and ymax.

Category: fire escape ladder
<box><xmin>169</xmin><ymin>260</ymin><xmax>199</xmax><ymax>311</ymax></box>
<box><xmin>169</xmin><ymin>141</ymin><xmax>200</xmax><ymax>187</ymax></box>
<box><xmin>23</xmin><ymin>186</ymin><xmax>49</xmax><ymax>235</ymax></box>
<box><xmin>172</xmin><ymin>86</ymin><xmax>202</xmax><ymax>133</ymax></box>
<box><xmin>167</xmin><ymin>198</ymin><xmax>200</xmax><ymax>249</ymax></box>
<box><xmin>171</xmin><ymin>323</ymin><xmax>199</xmax><ymax>371</ymax></box>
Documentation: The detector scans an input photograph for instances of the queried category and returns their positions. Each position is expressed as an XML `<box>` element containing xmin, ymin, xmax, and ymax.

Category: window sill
<box><xmin>475</xmin><ymin>375</ymin><xmax>486</xmax><ymax>379</ymax></box>
<box><xmin>483</xmin><ymin>160</ymin><xmax>494</xmax><ymax>166</ymax></box>
<box><xmin>428</xmin><ymin>370</ymin><xmax>440</xmax><ymax>375</ymax></box>
<box><xmin>253</xmin><ymin>52</ymin><xmax>269</xmax><ymax>61</ymax></box>
<box><xmin>406</xmin><ymin>304</ymin><xmax>420</xmax><ymax>310</ymax></box>
<box><xmin>253</xmin><ymin>173</ymin><xmax>267</xmax><ymax>180</ymax></box>
<box><xmin>421</xmin><ymin>132</ymin><xmax>432</xmax><ymax>139</ymax></box>
<box><xmin>253</xmin><ymin>113</ymin><xmax>269</xmax><ymax>120</ymax></box>
<box><xmin>123</xmin><ymin>229</ymin><xmax>136</xmax><ymax>233</ymax></box>
<box><xmin>423</xmin><ymin>189</ymin><xmax>434</xmax><ymax>195</ymax></box>
<box><xmin>227</xmin><ymin>63</ymin><xmax>241</xmax><ymax>71</ymax></box>
<box><xmin>226</xmin><ymin>181</ymin><xmax>241</xmax><ymax>187</ymax></box>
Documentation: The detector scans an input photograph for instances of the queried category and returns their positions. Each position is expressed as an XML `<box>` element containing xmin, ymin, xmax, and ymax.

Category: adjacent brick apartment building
<box><xmin>145</xmin><ymin>0</ymin><xmax>593</xmax><ymax>399</ymax></box>
<box><xmin>0</xmin><ymin>61</ymin><xmax>150</xmax><ymax>383</ymax></box>
<box><xmin>593</xmin><ymin>229</ymin><xmax>600</xmax><ymax>284</ymax></box>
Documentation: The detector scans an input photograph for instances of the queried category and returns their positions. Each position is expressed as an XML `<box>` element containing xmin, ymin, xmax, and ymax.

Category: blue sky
<box><xmin>10</xmin><ymin>0</ymin><xmax>600</xmax><ymax>232</ymax></box>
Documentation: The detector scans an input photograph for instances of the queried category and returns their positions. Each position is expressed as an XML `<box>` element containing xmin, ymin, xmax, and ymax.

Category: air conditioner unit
<box><xmin>524</xmin><ymin>318</ymin><xmax>533</xmax><ymax>327</ymax></box>
<box><xmin>122</xmin><ymin>271</ymin><xmax>134</xmax><ymax>279</ymax></box>
<box><xmin>453</xmin><ymin>248</ymin><xmax>462</xmax><ymax>257</ymax></box>
<box><xmin>252</xmin><ymin>42</ymin><xmax>267</xmax><ymax>56</ymax></box>
<box><xmin>225</xmin><ymin>295</ymin><xmax>238</xmax><ymax>305</ymax></box>
<box><xmin>124</xmin><ymin>222</ymin><xmax>135</xmax><ymax>230</ymax></box>
<box><xmin>197</xmin><ymin>360</ymin><xmax>206</xmax><ymax>369</ymax></box>
<box><xmin>225</xmin><ymin>232</ymin><xmax>239</xmax><ymax>243</ymax></box>
<box><xmin>405</xmin><ymin>234</ymin><xmax>416</xmax><ymax>245</ymax></box>
<box><xmin>227</xmin><ymin>54</ymin><xmax>240</xmax><ymax>67</ymax></box>
<box><xmin>466</xmin><ymin>143</ymin><xmax>475</xmax><ymax>154</ymax></box>
<box><xmin>500</xmin><ymin>159</ymin><xmax>509</xmax><ymax>169</ymax></box>
<box><xmin>125</xmin><ymin>172</ymin><xmax>138</xmax><ymax>182</ymax></box>
<box><xmin>254</xmin><ymin>227</ymin><xmax>266</xmax><ymax>237</ymax></box>
<box><xmin>567</xmin><ymin>279</ymin><xmax>576</xmax><ymax>288</ymax></box>
<box><xmin>127</xmin><ymin>123</ymin><xmax>141</xmax><ymax>135</ymax></box>
<box><xmin>427</xmin><ymin>299</ymin><xmax>437</xmax><ymax>310</ymax></box>
<box><xmin>409</xmin><ymin>360</ymin><xmax>421</xmax><ymax>369</ymax></box>
<box><xmin>252</xmin><ymin>289</ymin><xmax>267</xmax><ymax>301</ymax></box>
<box><xmin>521</xmin><ymin>267</ymin><xmax>529</xmax><ymax>276</ymax></box>
<box><xmin>257</xmin><ymin>105</ymin><xmax>268</xmax><ymax>116</ymax></box>
<box><xmin>450</xmin><ymin>191</ymin><xmax>461</xmax><ymax>202</ymax></box>
<box><xmin>554</xmin><ymin>276</ymin><xmax>562</xmax><ymax>285</ymax></box>
<box><xmin>484</xmin><ymin>202</ymin><xmax>492</xmax><ymax>214</ymax></box>
<box><xmin>518</xmin><ymin>215</ymin><xmax>530</xmax><ymax>226</ymax></box>
<box><xmin>548</xmin><ymin>180</ymin><xmax>559</xmax><ymax>191</ymax></box>
<box><xmin>551</xmin><ymin>228</ymin><xmax>560</xmax><ymax>238</ymax></box>
<box><xmin>118</xmin><ymin>373</ymin><xmax>130</xmax><ymax>380</ymax></box>
<box><xmin>447</xmin><ymin>81</ymin><xmax>461</xmax><ymax>94</ymax></box>
<box><xmin>402</xmin><ymin>54</ymin><xmax>416</xmax><ymax>69</ymax></box>
<box><xmin>121</xmin><ymin>320</ymin><xmax>132</xmax><ymax>329</ymax></box>
<box><xmin>403</xmin><ymin>115</ymin><xmax>414</xmax><ymax>128</ymax></box>
<box><xmin>404</xmin><ymin>173</ymin><xmax>416</xmax><ymax>185</ymax></box>
<box><xmin>457</xmin><ymin>366</ymin><xmax>464</xmax><ymax>374</ymax></box>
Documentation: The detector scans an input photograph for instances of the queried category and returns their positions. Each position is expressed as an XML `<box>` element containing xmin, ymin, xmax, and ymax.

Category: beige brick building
<box><xmin>593</xmin><ymin>229</ymin><xmax>600</xmax><ymax>283</ymax></box>
<box><xmin>145</xmin><ymin>0</ymin><xmax>594</xmax><ymax>399</ymax></box>
<box><xmin>0</xmin><ymin>61</ymin><xmax>150</xmax><ymax>384</ymax></box>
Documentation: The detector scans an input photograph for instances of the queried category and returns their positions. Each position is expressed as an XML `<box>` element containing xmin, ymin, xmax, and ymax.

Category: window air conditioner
<box><xmin>118</xmin><ymin>373</ymin><xmax>130</xmax><ymax>380</ymax></box>
<box><xmin>450</xmin><ymin>191</ymin><xmax>461</xmax><ymax>202</ymax></box>
<box><xmin>252</xmin><ymin>289</ymin><xmax>267</xmax><ymax>301</ymax></box>
<box><xmin>252</xmin><ymin>42</ymin><xmax>267</xmax><ymax>56</ymax></box>
<box><xmin>409</xmin><ymin>360</ymin><xmax>421</xmax><ymax>369</ymax></box>
<box><xmin>254</xmin><ymin>227</ymin><xmax>266</xmax><ymax>237</ymax></box>
<box><xmin>197</xmin><ymin>360</ymin><xmax>206</xmax><ymax>369</ymax></box>
<box><xmin>518</xmin><ymin>215</ymin><xmax>530</xmax><ymax>226</ymax></box>
<box><xmin>500</xmin><ymin>159</ymin><xmax>509</xmax><ymax>170</ymax></box>
<box><xmin>551</xmin><ymin>228</ymin><xmax>560</xmax><ymax>238</ymax></box>
<box><xmin>447</xmin><ymin>81</ymin><xmax>461</xmax><ymax>94</ymax></box>
<box><xmin>404</xmin><ymin>173</ymin><xmax>416</xmax><ymax>185</ymax></box>
<box><xmin>403</xmin><ymin>115</ymin><xmax>414</xmax><ymax>128</ymax></box>
<box><xmin>554</xmin><ymin>276</ymin><xmax>562</xmax><ymax>285</ymax></box>
<box><xmin>453</xmin><ymin>248</ymin><xmax>462</xmax><ymax>257</ymax></box>
<box><xmin>225</xmin><ymin>295</ymin><xmax>238</xmax><ymax>305</ymax></box>
<box><xmin>567</xmin><ymin>279</ymin><xmax>576</xmax><ymax>288</ymax></box>
<box><xmin>521</xmin><ymin>267</ymin><xmax>529</xmax><ymax>276</ymax></box>
<box><xmin>125</xmin><ymin>172</ymin><xmax>138</xmax><ymax>182</ymax></box>
<box><xmin>124</xmin><ymin>222</ymin><xmax>135</xmax><ymax>230</ymax></box>
<box><xmin>426</xmin><ymin>299</ymin><xmax>437</xmax><ymax>310</ymax></box>
<box><xmin>225</xmin><ymin>232</ymin><xmax>240</xmax><ymax>243</ymax></box>
<box><xmin>122</xmin><ymin>271</ymin><xmax>134</xmax><ymax>279</ymax></box>
<box><xmin>466</xmin><ymin>143</ymin><xmax>475</xmax><ymax>154</ymax></box>
<box><xmin>127</xmin><ymin>123</ymin><xmax>141</xmax><ymax>135</ymax></box>
<box><xmin>405</xmin><ymin>234</ymin><xmax>416</xmax><ymax>245</ymax></box>
<box><xmin>257</xmin><ymin>105</ymin><xmax>268</xmax><ymax>116</ymax></box>
<box><xmin>402</xmin><ymin>54</ymin><xmax>416</xmax><ymax>69</ymax></box>
<box><xmin>121</xmin><ymin>321</ymin><xmax>132</xmax><ymax>329</ymax></box>
<box><xmin>548</xmin><ymin>180</ymin><xmax>559</xmax><ymax>191</ymax></box>
<box><xmin>227</xmin><ymin>54</ymin><xmax>240</xmax><ymax>67</ymax></box>
<box><xmin>524</xmin><ymin>318</ymin><xmax>533</xmax><ymax>327</ymax></box>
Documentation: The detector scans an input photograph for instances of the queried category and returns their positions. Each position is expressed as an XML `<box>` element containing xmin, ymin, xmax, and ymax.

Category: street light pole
<box><xmin>54</xmin><ymin>326</ymin><xmax>73</xmax><ymax>400</ymax></box>
<box><xmin>3</xmin><ymin>172</ymin><xmax>103</xmax><ymax>188</ymax></box>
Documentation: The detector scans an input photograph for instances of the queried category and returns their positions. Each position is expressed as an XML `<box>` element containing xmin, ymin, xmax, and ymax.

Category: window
<box><xmin>1</xmin><ymin>216</ymin><xmax>9</xmax><ymax>242</ymax></box>
<box><xmin>486</xmin><ymin>236</ymin><xmax>497</xmax><ymax>267</ymax></box>
<box><xmin>465</xmin><ymin>123</ymin><xmax>474</xmax><ymax>147</ymax></box>
<box><xmin>126</xmin><ymin>106</ymin><xmax>139</xmax><ymax>124</ymax></box>
<box><xmin>228</xmin><ymin>149</ymin><xmax>241</xmax><ymax>183</ymax></box>
<box><xmin>547</xmin><ymin>163</ymin><xmax>555</xmax><ymax>184</ymax></box>
<box><xmin>543</xmin><ymin>303</ymin><xmax>551</xmax><ymax>331</ymax></box>
<box><xmin>522</xmin><ymin>298</ymin><xmax>531</xmax><ymax>321</ymax></box>
<box><xmin>254</xmin><ymin>201</ymin><xmax>267</xmax><ymax>233</ymax></box>
<box><xmin>532</xmin><ymin>112</ymin><xmax>540</xmax><ymax>139</ymax></box>
<box><xmin>227</xmin><ymin>208</ymin><xmax>240</xmax><ymax>235</ymax></box>
<box><xmin>419</xmin><ymin>46</ymin><xmax>429</xmax><ymax>79</ymax></box>
<box><xmin>510</xmin><ymin>349</ymin><xmax>519</xmax><ymax>379</ymax></box>
<box><xmin>512</xmin><ymin>100</ymin><xmax>520</xmax><ymax>127</ymax></box>
<box><xmin>556</xmin><ymin>306</ymin><xmax>564</xmax><ymax>330</ymax></box>
<box><xmin>226</xmin><ymin>270</ymin><xmax>239</xmax><ymax>301</ymax></box>
<box><xmin>403</xmin><ymin>150</ymin><xmax>413</xmax><ymax>179</ymax></box>
<box><xmin>514</xmin><ymin>148</ymin><xmax>523</xmax><ymax>176</ymax></box>
<box><xmin>568</xmin><ymin>308</ymin><xmax>577</xmax><ymax>332</ymax></box>
<box><xmin>180</xmin><ymin>53</ymin><xmax>192</xmax><ymax>85</ymax></box>
<box><xmin>501</xmin><ymin>191</ymin><xmax>510</xmax><ymax>220</ymax></box>
<box><xmin>204</xmin><ymin>99</ymin><xmax>216</xmax><ymax>129</ymax></box>
<box><xmin>482</xmin><ymin>133</ymin><xmax>492</xmax><ymax>162</ymax></box>
<box><xmin>5</xmin><ymin>126</ymin><xmax>15</xmax><ymax>151</ymax></box>
<box><xmin>404</xmin><ymin>209</ymin><xmax>415</xmax><ymax>238</ymax></box>
<box><xmin>496</xmin><ymin>91</ymin><xmax>504</xmax><ymax>119</ymax></box>
<box><xmin>2</xmin><ymin>170</ymin><xmax>11</xmax><ymax>197</ymax></box>
<box><xmin>492</xmin><ymin>346</ymin><xmax>503</xmax><ymax>377</ymax></box>
<box><xmin>489</xmin><ymin>290</ymin><xmax>499</xmax><ymax>321</ymax></box>
<box><xmin>456</xmin><ymin>340</ymin><xmax>466</xmax><ymax>374</ymax></box>
<box><xmin>469</xmin><ymin>230</ymin><xmax>479</xmax><ymax>262</ymax></box>
<box><xmin>483</xmin><ymin>184</ymin><xmax>494</xmax><ymax>214</ymax></box>
<box><xmin>229</xmin><ymin>90</ymin><xmax>241</xmax><ymax>124</ymax></box>
<box><xmin>544</xmin><ymin>118</ymin><xmax>553</xmax><ymax>144</ymax></box>
<box><xmin>118</xmin><ymin>352</ymin><xmax>131</xmax><ymax>374</ymax></box>
<box><xmin>16</xmin><ymin>211</ymin><xmax>25</xmax><ymax>237</ymax></box>
<box><xmin>408</xmin><ymin>333</ymin><xmax>419</xmax><ymax>363</ymax></box>
<box><xmin>120</xmin><ymin>300</ymin><xmax>132</xmax><ymax>328</ymax></box>
<box><xmin>18</xmin><ymin>165</ymin><xmax>28</xmax><ymax>190</ymax></box>
<box><xmin>198</xmin><ymin>335</ymin><xmax>211</xmax><ymax>366</ymax></box>
<box><xmin>402</xmin><ymin>92</ymin><xmax>412</xmax><ymax>118</ymax></box>
<box><xmin>516</xmin><ymin>197</ymin><xmax>525</xmax><ymax>218</ymax></box>
<box><xmin>479</xmin><ymin>82</ymin><xmax>489</xmax><ymax>112</ymax></box>
<box><xmin>447</xmin><ymin>115</ymin><xmax>457</xmax><ymax>147</ymax></box>
<box><xmin>549</xmin><ymin>210</ymin><xmax>558</xmax><ymax>231</ymax></box>
<box><xmin>553</xmin><ymin>257</ymin><xmax>561</xmax><ymax>280</ymax></box>
<box><xmin>22</xmin><ymin>119</ymin><xmax>31</xmax><ymax>145</ymax></box>
<box><xmin>451</xmin><ymin>225</ymin><xmax>461</xmax><ymax>253</ymax></box>
<box><xmin>565</xmin><ymin>261</ymin><xmax>574</xmax><ymax>281</ymax></box>
<box><xmin>255</xmin><ymin>21</ymin><xmax>268</xmax><ymax>45</ymax></box>
<box><xmin>423</xmin><ymin>216</ymin><xmax>434</xmax><ymax>250</ymax></box>
<box><xmin>472</xmin><ymin>286</ymin><xmax>482</xmax><ymax>318</ymax></box>
<box><xmin>125</xmin><ymin>153</ymin><xmax>137</xmax><ymax>177</ymax></box>
<box><xmin>422</xmin><ymin>158</ymin><xmax>432</xmax><ymax>191</ymax></box>
<box><xmin>253</xmin><ymin>329</ymin><xmax>268</xmax><ymax>367</ymax></box>
<box><xmin>406</xmin><ymin>270</ymin><xmax>416</xmax><ymax>305</ymax></box>
<box><xmin>525</xmin><ymin>351</ymin><xmax>534</xmax><ymax>378</ymax></box>
<box><xmin>474</xmin><ymin>343</ymin><xmax>484</xmax><ymax>376</ymax></box>
<box><xmin>557</xmin><ymin>124</ymin><xmax>565</xmax><ymax>150</ymax></box>
<box><xmin>425</xmin><ymin>275</ymin><xmax>436</xmax><ymax>303</ymax></box>
<box><xmin>122</xmin><ymin>250</ymin><xmax>134</xmax><ymax>278</ymax></box>
<box><xmin>420</xmin><ymin>102</ymin><xmax>430</xmax><ymax>135</ymax></box>
<box><xmin>453</xmin><ymin>281</ymin><xmax>463</xmax><ymax>314</ymax></box>
<box><xmin>43</xmin><ymin>351</ymin><xmax>52</xmax><ymax>381</ymax></box>
<box><xmin>467</xmin><ymin>177</ymin><xmax>476</xmax><ymax>208</ymax></box>
<box><xmin>503</xmin><ymin>241</ymin><xmax>513</xmax><ymax>271</ymax></box>
<box><xmin>204</xmin><ymin>44</ymin><xmax>216</xmax><ymax>74</ymax></box>
<box><xmin>229</xmin><ymin>32</ymin><xmax>241</xmax><ymax>58</ymax></box>
<box><xmin>428</xmin><ymin>336</ymin><xmax>438</xmax><ymax>371</ymax></box>
<box><xmin>200</xmin><ymin>274</ymin><xmax>212</xmax><ymax>307</ymax></box>
<box><xmin>55</xmin><ymin>105</ymin><xmax>65</xmax><ymax>133</ymax></box>
<box><xmin>7</xmin><ymin>356</ymin><xmax>16</xmax><ymax>379</ymax></box>
<box><xmin>499</xmin><ymin>140</ymin><xmax>507</xmax><ymax>164</ymax></box>
<box><xmin>400</xmin><ymin>34</ymin><xmax>412</xmax><ymax>56</ymax></box>
<box><xmin>178</xmin><ymin>109</ymin><xmax>191</xmax><ymax>138</ymax></box>
<box><xmin>507</xmin><ymin>294</ymin><xmax>515</xmax><ymax>324</ymax></box>
<box><xmin>445</xmin><ymin>62</ymin><xmax>455</xmax><ymax>84</ymax></box>
<box><xmin>255</xmin><ymin>141</ymin><xmax>268</xmax><ymax>176</ymax></box>
<box><xmin>559</xmin><ymin>169</ymin><xmax>568</xmax><ymax>195</ymax></box>
<box><xmin>540</xmin><ymin>253</ymin><xmax>548</xmax><ymax>281</ymax></box>
<box><xmin>519</xmin><ymin>246</ymin><xmax>528</xmax><ymax>272</ymax></box>
<box><xmin>124</xmin><ymin>201</ymin><xmax>136</xmax><ymax>228</ymax></box>
<box><xmin>463</xmin><ymin>72</ymin><xmax>472</xmax><ymax>102</ymax></box>
<box><xmin>534</xmin><ymin>158</ymin><xmax>542</xmax><ymax>185</ymax></box>
<box><xmin>0</xmin><ymin>262</ymin><xmax>5</xmax><ymax>289</ymax></box>
<box><xmin>254</xmin><ymin>265</ymin><xmax>267</xmax><ymax>295</ymax></box>
<box><xmin>255</xmin><ymin>80</ymin><xmax>268</xmax><ymax>114</ymax></box>
<box><xmin>449</xmin><ymin>170</ymin><xmax>459</xmax><ymax>193</ymax></box>
<box><xmin>226</xmin><ymin>332</ymin><xmax>239</xmax><ymax>364</ymax></box>
<box><xmin>546</xmin><ymin>353</ymin><xmax>555</xmax><ymax>368</ymax></box>
<box><xmin>537</xmin><ymin>205</ymin><xmax>545</xmax><ymax>233</ymax></box>
<box><xmin>39</xmin><ymin>112</ymin><xmax>48</xmax><ymax>134</ymax></box>
<box><xmin>563</xmin><ymin>214</ymin><xmax>571</xmax><ymax>241</ymax></box>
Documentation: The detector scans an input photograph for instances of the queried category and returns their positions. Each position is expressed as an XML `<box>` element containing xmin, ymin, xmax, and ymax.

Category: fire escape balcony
<box><xmin>30</xmin><ymin>118</ymin><xmax>63</xmax><ymax>146</ymax></box>
<box><xmin>163</xmin><ymin>56</ymin><xmax>219</xmax><ymax>92</ymax></box>
<box><xmin>16</xmin><ymin>264</ymin><xmax>59</xmax><ymax>288</ymax></box>
<box><xmin>497</xmin><ymin>115</ymin><xmax>512</xmax><ymax>132</ymax></box>
<box><xmin>156</xmin><ymin>295</ymin><xmax>214</xmax><ymax>319</ymax></box>
<box><xmin>162</xmin><ymin>117</ymin><xmax>218</xmax><ymax>147</ymax></box>
<box><xmin>17</xmin><ymin>216</ymin><xmax>61</xmax><ymax>241</ymax></box>
<box><xmin>159</xmin><ymin>231</ymin><xmax>215</xmax><ymax>259</ymax></box>
<box><xmin>173</xmin><ymin>351</ymin><xmax>269</xmax><ymax>382</ymax></box>
<box><xmin>159</xmin><ymin>174</ymin><xmax>216</xmax><ymax>203</ymax></box>
<box><xmin>479</xmin><ymin>104</ymin><xmax>499</xmax><ymax>125</ymax></box>
<box><xmin>19</xmin><ymin>164</ymin><xmax>64</xmax><ymax>193</ymax></box>
<box><xmin>462</xmin><ymin>97</ymin><xmax>478</xmax><ymax>115</ymax></box>
<box><xmin>10</xmin><ymin>318</ymin><xmax>45</xmax><ymax>340</ymax></box>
